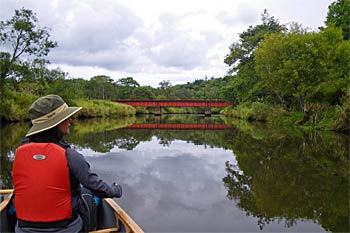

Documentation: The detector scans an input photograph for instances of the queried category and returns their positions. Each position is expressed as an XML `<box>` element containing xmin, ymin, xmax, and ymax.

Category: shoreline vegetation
<box><xmin>222</xmin><ymin>100</ymin><xmax>349</xmax><ymax>134</ymax></box>
<box><xmin>1</xmin><ymin>90</ymin><xmax>348</xmax><ymax>135</ymax></box>
<box><xmin>0</xmin><ymin>90</ymin><xmax>136</xmax><ymax>122</ymax></box>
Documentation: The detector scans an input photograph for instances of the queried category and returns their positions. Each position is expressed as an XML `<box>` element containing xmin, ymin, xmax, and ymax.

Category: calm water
<box><xmin>1</xmin><ymin>115</ymin><xmax>349</xmax><ymax>232</ymax></box>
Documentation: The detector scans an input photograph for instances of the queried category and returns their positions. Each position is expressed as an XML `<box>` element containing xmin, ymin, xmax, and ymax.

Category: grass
<box><xmin>72</xmin><ymin>99</ymin><xmax>136</xmax><ymax>118</ymax></box>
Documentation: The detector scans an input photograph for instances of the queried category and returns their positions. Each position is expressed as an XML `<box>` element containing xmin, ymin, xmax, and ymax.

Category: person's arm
<box><xmin>66</xmin><ymin>148</ymin><xmax>122</xmax><ymax>198</ymax></box>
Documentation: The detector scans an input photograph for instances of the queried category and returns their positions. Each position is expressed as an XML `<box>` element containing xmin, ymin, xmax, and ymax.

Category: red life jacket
<box><xmin>12</xmin><ymin>142</ymin><xmax>72</xmax><ymax>223</ymax></box>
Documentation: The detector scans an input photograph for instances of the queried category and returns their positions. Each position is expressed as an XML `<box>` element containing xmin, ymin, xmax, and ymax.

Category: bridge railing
<box><xmin>114</xmin><ymin>99</ymin><xmax>231</xmax><ymax>107</ymax></box>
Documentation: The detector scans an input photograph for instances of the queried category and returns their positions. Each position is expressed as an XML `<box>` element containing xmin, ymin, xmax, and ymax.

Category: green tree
<box><xmin>325</xmin><ymin>0</ymin><xmax>350</xmax><ymax>40</ymax></box>
<box><xmin>87</xmin><ymin>75</ymin><xmax>116</xmax><ymax>100</ymax></box>
<box><xmin>49</xmin><ymin>78</ymin><xmax>83</xmax><ymax>104</ymax></box>
<box><xmin>17</xmin><ymin>60</ymin><xmax>68</xmax><ymax>96</ymax></box>
<box><xmin>255</xmin><ymin>26</ymin><xmax>350</xmax><ymax>123</ymax></box>
<box><xmin>131</xmin><ymin>86</ymin><xmax>155</xmax><ymax>100</ymax></box>
<box><xmin>224</xmin><ymin>10</ymin><xmax>286</xmax><ymax>73</ymax></box>
<box><xmin>116</xmin><ymin>77</ymin><xmax>140</xmax><ymax>88</ymax></box>
<box><xmin>0</xmin><ymin>8</ymin><xmax>57</xmax><ymax>92</ymax></box>
<box><xmin>116</xmin><ymin>77</ymin><xmax>140</xmax><ymax>98</ymax></box>
<box><xmin>171</xmin><ymin>86</ymin><xmax>193</xmax><ymax>99</ymax></box>
<box><xmin>223</xmin><ymin>10</ymin><xmax>286</xmax><ymax>104</ymax></box>
<box><xmin>159</xmin><ymin>80</ymin><xmax>172</xmax><ymax>99</ymax></box>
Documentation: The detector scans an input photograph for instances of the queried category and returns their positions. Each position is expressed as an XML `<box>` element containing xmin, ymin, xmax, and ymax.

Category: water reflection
<box><xmin>222</xmin><ymin>121</ymin><xmax>349</xmax><ymax>232</ymax></box>
<box><xmin>1</xmin><ymin>115</ymin><xmax>349</xmax><ymax>232</ymax></box>
<box><xmin>0</xmin><ymin>122</ymin><xmax>29</xmax><ymax>188</ymax></box>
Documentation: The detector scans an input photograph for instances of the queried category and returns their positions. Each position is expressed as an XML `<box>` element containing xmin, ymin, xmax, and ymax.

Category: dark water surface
<box><xmin>1</xmin><ymin>115</ymin><xmax>349</xmax><ymax>232</ymax></box>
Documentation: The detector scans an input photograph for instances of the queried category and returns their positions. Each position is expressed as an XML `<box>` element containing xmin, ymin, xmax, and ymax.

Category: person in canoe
<box><xmin>12</xmin><ymin>94</ymin><xmax>123</xmax><ymax>232</ymax></box>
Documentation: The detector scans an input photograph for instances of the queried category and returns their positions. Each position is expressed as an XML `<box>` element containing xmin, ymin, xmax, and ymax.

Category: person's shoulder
<box><xmin>66</xmin><ymin>148</ymin><xmax>90</xmax><ymax>170</ymax></box>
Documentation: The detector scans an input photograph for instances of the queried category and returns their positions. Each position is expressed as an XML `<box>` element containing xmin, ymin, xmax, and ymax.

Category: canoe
<box><xmin>0</xmin><ymin>189</ymin><xmax>143</xmax><ymax>233</ymax></box>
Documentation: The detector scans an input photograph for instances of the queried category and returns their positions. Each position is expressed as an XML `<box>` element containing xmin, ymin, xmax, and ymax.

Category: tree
<box><xmin>87</xmin><ymin>75</ymin><xmax>116</xmax><ymax>100</ymax></box>
<box><xmin>223</xmin><ymin>10</ymin><xmax>285</xmax><ymax>104</ymax></box>
<box><xmin>159</xmin><ymin>80</ymin><xmax>172</xmax><ymax>98</ymax></box>
<box><xmin>224</xmin><ymin>10</ymin><xmax>286</xmax><ymax>73</ymax></box>
<box><xmin>255</xmin><ymin>26</ymin><xmax>350</xmax><ymax>123</ymax></box>
<box><xmin>116</xmin><ymin>77</ymin><xmax>140</xmax><ymax>98</ymax></box>
<box><xmin>0</xmin><ymin>8</ymin><xmax>57</xmax><ymax>92</ymax></box>
<box><xmin>116</xmin><ymin>77</ymin><xmax>140</xmax><ymax>88</ymax></box>
<box><xmin>171</xmin><ymin>86</ymin><xmax>193</xmax><ymax>99</ymax></box>
<box><xmin>325</xmin><ymin>0</ymin><xmax>350</xmax><ymax>40</ymax></box>
<box><xmin>131</xmin><ymin>86</ymin><xmax>155</xmax><ymax>100</ymax></box>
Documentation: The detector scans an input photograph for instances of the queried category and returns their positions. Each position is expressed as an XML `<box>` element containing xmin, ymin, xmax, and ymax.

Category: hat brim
<box><xmin>25</xmin><ymin>106</ymin><xmax>82</xmax><ymax>137</ymax></box>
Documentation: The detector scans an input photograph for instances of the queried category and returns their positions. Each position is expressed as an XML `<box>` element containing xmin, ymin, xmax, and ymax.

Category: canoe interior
<box><xmin>0</xmin><ymin>193</ymin><xmax>128</xmax><ymax>233</ymax></box>
<box><xmin>96</xmin><ymin>198</ymin><xmax>126</xmax><ymax>232</ymax></box>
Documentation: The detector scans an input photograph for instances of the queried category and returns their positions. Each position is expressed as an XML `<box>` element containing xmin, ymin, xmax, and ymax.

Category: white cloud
<box><xmin>0</xmin><ymin>0</ymin><xmax>334</xmax><ymax>87</ymax></box>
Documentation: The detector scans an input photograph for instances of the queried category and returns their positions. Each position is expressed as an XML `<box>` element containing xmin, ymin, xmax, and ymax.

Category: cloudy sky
<box><xmin>1</xmin><ymin>0</ymin><xmax>334</xmax><ymax>87</ymax></box>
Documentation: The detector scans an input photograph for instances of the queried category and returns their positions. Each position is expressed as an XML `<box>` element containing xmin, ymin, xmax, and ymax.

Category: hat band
<box><xmin>31</xmin><ymin>103</ymin><xmax>68</xmax><ymax>125</ymax></box>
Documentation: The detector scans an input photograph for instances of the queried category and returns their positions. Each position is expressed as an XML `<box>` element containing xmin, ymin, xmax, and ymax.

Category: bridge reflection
<box><xmin>115</xmin><ymin>100</ymin><xmax>231</xmax><ymax>116</ymax></box>
<box><xmin>124</xmin><ymin>123</ymin><xmax>230</xmax><ymax>130</ymax></box>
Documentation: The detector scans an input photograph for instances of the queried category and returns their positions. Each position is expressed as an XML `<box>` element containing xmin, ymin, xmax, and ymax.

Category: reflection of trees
<box><xmin>113</xmin><ymin>130</ymin><xmax>151</xmax><ymax>151</ymax></box>
<box><xmin>158</xmin><ymin>137</ymin><xmax>172</xmax><ymax>147</ymax></box>
<box><xmin>223</xmin><ymin>130</ymin><xmax>349</xmax><ymax>232</ymax></box>
<box><xmin>0</xmin><ymin>123</ymin><xmax>29</xmax><ymax>188</ymax></box>
<box><xmin>69</xmin><ymin>125</ymin><xmax>236</xmax><ymax>152</ymax></box>
<box><xmin>136</xmin><ymin>114</ymin><xmax>226</xmax><ymax>125</ymax></box>
<box><xmin>68</xmin><ymin>127</ymin><xmax>153</xmax><ymax>152</ymax></box>
<box><xmin>67</xmin><ymin>117</ymin><xmax>238</xmax><ymax>152</ymax></box>
<box><xmin>115</xmin><ymin>138</ymin><xmax>139</xmax><ymax>150</ymax></box>
<box><xmin>66</xmin><ymin>118</ymin><xmax>139</xmax><ymax>152</ymax></box>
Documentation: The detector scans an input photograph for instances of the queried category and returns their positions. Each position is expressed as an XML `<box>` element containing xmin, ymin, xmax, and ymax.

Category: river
<box><xmin>1</xmin><ymin>115</ymin><xmax>349</xmax><ymax>232</ymax></box>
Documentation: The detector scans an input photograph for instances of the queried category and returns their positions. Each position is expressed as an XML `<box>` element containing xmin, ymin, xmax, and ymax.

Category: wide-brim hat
<box><xmin>26</xmin><ymin>95</ymin><xmax>82</xmax><ymax>137</ymax></box>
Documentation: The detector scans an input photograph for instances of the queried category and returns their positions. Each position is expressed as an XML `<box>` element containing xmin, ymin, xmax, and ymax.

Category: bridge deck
<box><xmin>115</xmin><ymin>100</ymin><xmax>231</xmax><ymax>107</ymax></box>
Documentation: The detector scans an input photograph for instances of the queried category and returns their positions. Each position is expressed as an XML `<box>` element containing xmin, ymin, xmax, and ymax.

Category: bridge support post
<box><xmin>155</xmin><ymin>106</ymin><xmax>162</xmax><ymax>115</ymax></box>
<box><xmin>204</xmin><ymin>107</ymin><xmax>211</xmax><ymax>116</ymax></box>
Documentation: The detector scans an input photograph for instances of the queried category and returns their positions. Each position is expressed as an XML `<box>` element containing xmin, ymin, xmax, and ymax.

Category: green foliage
<box><xmin>131</xmin><ymin>86</ymin><xmax>155</xmax><ymax>100</ymax></box>
<box><xmin>73</xmin><ymin>99</ymin><xmax>136</xmax><ymax>118</ymax></box>
<box><xmin>224</xmin><ymin>10</ymin><xmax>286</xmax><ymax>73</ymax></box>
<box><xmin>220</xmin><ymin>1</ymin><xmax>350</xmax><ymax>132</ymax></box>
<box><xmin>116</xmin><ymin>77</ymin><xmax>140</xmax><ymax>98</ymax></box>
<box><xmin>0</xmin><ymin>8</ymin><xmax>57</xmax><ymax>92</ymax></box>
<box><xmin>254</xmin><ymin>26</ymin><xmax>349</xmax><ymax>127</ymax></box>
<box><xmin>332</xmin><ymin>91</ymin><xmax>349</xmax><ymax>133</ymax></box>
<box><xmin>223</xmin><ymin>10</ymin><xmax>286</xmax><ymax>106</ymax></box>
<box><xmin>49</xmin><ymin>78</ymin><xmax>86</xmax><ymax>104</ymax></box>
<box><xmin>0</xmin><ymin>90</ymin><xmax>37</xmax><ymax>121</ymax></box>
<box><xmin>158</xmin><ymin>80</ymin><xmax>172</xmax><ymax>98</ymax></box>
<box><xmin>223</xmin><ymin>102</ymin><xmax>287</xmax><ymax>123</ymax></box>
<box><xmin>325</xmin><ymin>0</ymin><xmax>350</xmax><ymax>40</ymax></box>
<box><xmin>87</xmin><ymin>75</ymin><xmax>117</xmax><ymax>100</ymax></box>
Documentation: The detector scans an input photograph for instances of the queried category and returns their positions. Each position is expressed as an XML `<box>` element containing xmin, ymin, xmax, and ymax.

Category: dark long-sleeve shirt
<box><xmin>65</xmin><ymin>147</ymin><xmax>115</xmax><ymax>198</ymax></box>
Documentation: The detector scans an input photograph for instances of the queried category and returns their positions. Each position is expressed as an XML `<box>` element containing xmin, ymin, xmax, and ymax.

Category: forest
<box><xmin>0</xmin><ymin>0</ymin><xmax>349</xmax><ymax>132</ymax></box>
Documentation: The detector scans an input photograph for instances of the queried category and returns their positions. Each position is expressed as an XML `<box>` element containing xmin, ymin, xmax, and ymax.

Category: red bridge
<box><xmin>124</xmin><ymin>123</ymin><xmax>230</xmax><ymax>130</ymax></box>
<box><xmin>115</xmin><ymin>100</ymin><xmax>231</xmax><ymax>115</ymax></box>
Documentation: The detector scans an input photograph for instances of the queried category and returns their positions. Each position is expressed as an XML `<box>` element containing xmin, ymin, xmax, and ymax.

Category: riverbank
<box><xmin>0</xmin><ymin>91</ymin><xmax>135</xmax><ymax>123</ymax></box>
<box><xmin>1</xmin><ymin>91</ymin><xmax>348</xmax><ymax>134</ymax></box>
<box><xmin>221</xmin><ymin>101</ymin><xmax>349</xmax><ymax>134</ymax></box>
